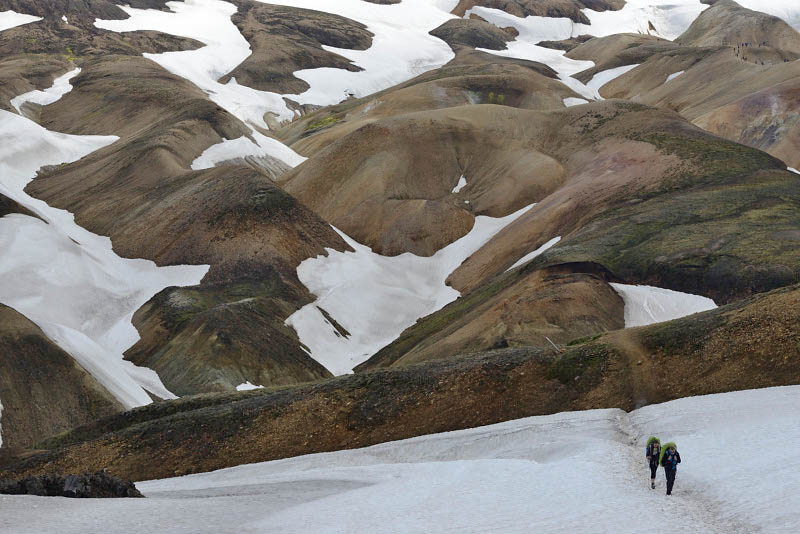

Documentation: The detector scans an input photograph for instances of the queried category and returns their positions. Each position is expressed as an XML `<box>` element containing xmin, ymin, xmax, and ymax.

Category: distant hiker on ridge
<box><xmin>645</xmin><ymin>437</ymin><xmax>662</xmax><ymax>489</ymax></box>
<box><xmin>660</xmin><ymin>442</ymin><xmax>681</xmax><ymax>495</ymax></box>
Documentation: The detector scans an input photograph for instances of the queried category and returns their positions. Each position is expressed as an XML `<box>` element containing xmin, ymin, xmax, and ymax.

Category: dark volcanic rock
<box><xmin>0</xmin><ymin>471</ymin><xmax>142</xmax><ymax>498</ymax></box>
<box><xmin>430</xmin><ymin>18</ymin><xmax>514</xmax><ymax>51</ymax></box>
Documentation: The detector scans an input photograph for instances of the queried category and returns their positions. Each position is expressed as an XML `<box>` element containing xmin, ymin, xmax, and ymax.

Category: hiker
<box><xmin>660</xmin><ymin>442</ymin><xmax>681</xmax><ymax>495</ymax></box>
<box><xmin>645</xmin><ymin>437</ymin><xmax>662</xmax><ymax>489</ymax></box>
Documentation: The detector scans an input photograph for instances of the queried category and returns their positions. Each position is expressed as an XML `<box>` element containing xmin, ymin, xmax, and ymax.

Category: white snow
<box><xmin>788</xmin><ymin>167</ymin><xmax>800</xmax><ymax>175</ymax></box>
<box><xmin>10</xmin><ymin>68</ymin><xmax>81</xmax><ymax>115</ymax></box>
<box><xmin>2</xmin><ymin>385</ymin><xmax>798</xmax><ymax>533</ymax></box>
<box><xmin>191</xmin><ymin>131</ymin><xmax>306</xmax><ymax>170</ymax></box>
<box><xmin>286</xmin><ymin>204</ymin><xmax>535</xmax><ymax>375</ymax></box>
<box><xmin>505</xmin><ymin>236</ymin><xmax>561</xmax><ymax>271</ymax></box>
<box><xmin>0</xmin><ymin>107</ymin><xmax>208</xmax><ymax>408</ymax></box>
<box><xmin>586</xmin><ymin>64</ymin><xmax>640</xmax><ymax>95</ymax></box>
<box><xmin>563</xmin><ymin>97</ymin><xmax>589</xmax><ymax>107</ymax></box>
<box><xmin>96</xmin><ymin>0</ymin><xmax>455</xmax><ymax>121</ymax></box>
<box><xmin>735</xmin><ymin>0</ymin><xmax>800</xmax><ymax>32</ymax></box>
<box><xmin>610</xmin><ymin>283</ymin><xmax>717</xmax><ymax>327</ymax></box>
<box><xmin>61</xmin><ymin>15</ymin><xmax>68</xmax><ymax>24</ymax></box>
<box><xmin>0</xmin><ymin>10</ymin><xmax>41</xmax><ymax>32</ymax></box>
<box><xmin>665</xmin><ymin>70</ymin><xmax>684</xmax><ymax>83</ymax></box>
<box><xmin>95</xmin><ymin>0</ymin><xmax>295</xmax><ymax>130</ymax></box>
<box><xmin>235</xmin><ymin>382</ymin><xmax>264</xmax><ymax>391</ymax></box>
<box><xmin>451</xmin><ymin>175</ymin><xmax>467</xmax><ymax>193</ymax></box>
<box><xmin>255</xmin><ymin>0</ymin><xmax>456</xmax><ymax>106</ymax></box>
<box><xmin>469</xmin><ymin>1</ymin><xmax>706</xmax><ymax>98</ymax></box>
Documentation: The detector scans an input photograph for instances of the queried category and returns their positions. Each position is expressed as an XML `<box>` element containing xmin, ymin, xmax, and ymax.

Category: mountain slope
<box><xmin>0</xmin><ymin>304</ymin><xmax>123</xmax><ymax>448</ymax></box>
<box><xmin>3</xmin><ymin>284</ymin><xmax>798</xmax><ymax>481</ymax></box>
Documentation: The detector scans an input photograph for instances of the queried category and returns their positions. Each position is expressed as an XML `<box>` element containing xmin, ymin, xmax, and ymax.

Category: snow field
<box><xmin>610</xmin><ymin>283</ymin><xmax>717</xmax><ymax>327</ymax></box>
<box><xmin>286</xmin><ymin>204</ymin><xmax>535</xmax><ymax>375</ymax></box>
<box><xmin>0</xmin><ymin>10</ymin><xmax>41</xmax><ymax>32</ymax></box>
<box><xmin>4</xmin><ymin>386</ymin><xmax>798</xmax><ymax>533</ymax></box>
<box><xmin>0</xmin><ymin>107</ymin><xmax>208</xmax><ymax>407</ymax></box>
<box><xmin>95</xmin><ymin>0</ymin><xmax>294</xmax><ymax>131</ymax></box>
<box><xmin>256</xmin><ymin>0</ymin><xmax>456</xmax><ymax>106</ymax></box>
<box><xmin>468</xmin><ymin>1</ymin><xmax>708</xmax><ymax>99</ymax></box>
<box><xmin>10</xmin><ymin>68</ymin><xmax>82</xmax><ymax>115</ymax></box>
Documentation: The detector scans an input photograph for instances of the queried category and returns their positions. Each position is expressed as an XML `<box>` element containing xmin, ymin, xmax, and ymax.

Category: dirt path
<box><xmin>609</xmin><ymin>329</ymin><xmax>661</xmax><ymax>409</ymax></box>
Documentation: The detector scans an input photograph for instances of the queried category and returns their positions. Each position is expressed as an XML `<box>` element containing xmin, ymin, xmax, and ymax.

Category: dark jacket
<box><xmin>645</xmin><ymin>442</ymin><xmax>661</xmax><ymax>466</ymax></box>
<box><xmin>661</xmin><ymin>448</ymin><xmax>681</xmax><ymax>471</ymax></box>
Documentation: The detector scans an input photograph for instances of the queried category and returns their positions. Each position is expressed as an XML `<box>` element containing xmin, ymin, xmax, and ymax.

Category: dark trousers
<box><xmin>649</xmin><ymin>462</ymin><xmax>658</xmax><ymax>479</ymax></box>
<box><xmin>664</xmin><ymin>468</ymin><xmax>676</xmax><ymax>494</ymax></box>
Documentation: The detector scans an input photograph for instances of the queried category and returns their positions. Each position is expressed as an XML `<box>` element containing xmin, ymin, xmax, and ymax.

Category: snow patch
<box><xmin>0</xmin><ymin>10</ymin><xmax>41</xmax><ymax>32</ymax></box>
<box><xmin>586</xmin><ymin>64</ymin><xmax>640</xmax><ymax>95</ymax></box>
<box><xmin>563</xmin><ymin>97</ymin><xmax>589</xmax><ymax>107</ymax></box>
<box><xmin>0</xmin><ymin>109</ymin><xmax>208</xmax><ymax>408</ymax></box>
<box><xmin>788</xmin><ymin>167</ymin><xmax>799</xmax><ymax>175</ymax></box>
<box><xmin>286</xmin><ymin>204</ymin><xmax>535</xmax><ymax>375</ymax></box>
<box><xmin>610</xmin><ymin>283</ymin><xmax>717</xmax><ymax>327</ymax></box>
<box><xmin>11</xmin><ymin>68</ymin><xmax>81</xmax><ymax>114</ymax></box>
<box><xmin>61</xmin><ymin>15</ymin><xmax>68</xmax><ymax>24</ymax></box>
<box><xmin>191</xmin><ymin>131</ymin><xmax>306</xmax><ymax>170</ymax></box>
<box><xmin>236</xmin><ymin>382</ymin><xmax>264</xmax><ymax>391</ymax></box>
<box><xmin>665</xmin><ymin>70</ymin><xmax>684</xmax><ymax>83</ymax></box>
<box><xmin>95</xmin><ymin>0</ymin><xmax>294</xmax><ymax>130</ymax></box>
<box><xmin>255</xmin><ymin>0</ymin><xmax>456</xmax><ymax>106</ymax></box>
<box><xmin>505</xmin><ymin>236</ymin><xmax>561</xmax><ymax>271</ymax></box>
<box><xmin>451</xmin><ymin>175</ymin><xmax>467</xmax><ymax>193</ymax></box>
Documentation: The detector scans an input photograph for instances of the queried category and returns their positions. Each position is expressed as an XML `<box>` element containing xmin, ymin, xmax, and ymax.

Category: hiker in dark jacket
<box><xmin>645</xmin><ymin>437</ymin><xmax>661</xmax><ymax>489</ymax></box>
<box><xmin>660</xmin><ymin>442</ymin><xmax>681</xmax><ymax>495</ymax></box>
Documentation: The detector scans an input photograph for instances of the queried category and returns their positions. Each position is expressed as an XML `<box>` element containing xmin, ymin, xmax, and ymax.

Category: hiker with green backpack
<box><xmin>645</xmin><ymin>437</ymin><xmax>662</xmax><ymax>489</ymax></box>
<box><xmin>660</xmin><ymin>442</ymin><xmax>682</xmax><ymax>495</ymax></box>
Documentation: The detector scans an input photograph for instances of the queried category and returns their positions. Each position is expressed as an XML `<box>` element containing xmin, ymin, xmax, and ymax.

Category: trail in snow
<box><xmin>0</xmin><ymin>99</ymin><xmax>207</xmax><ymax>406</ymax></box>
<box><xmin>0</xmin><ymin>10</ymin><xmax>41</xmax><ymax>32</ymax></box>
<box><xmin>610</xmin><ymin>283</ymin><xmax>717</xmax><ymax>327</ymax></box>
<box><xmin>286</xmin><ymin>204</ymin><xmax>535</xmax><ymax>375</ymax></box>
<box><xmin>3</xmin><ymin>386</ymin><xmax>797</xmax><ymax>533</ymax></box>
<box><xmin>10</xmin><ymin>68</ymin><xmax>81</xmax><ymax>114</ymax></box>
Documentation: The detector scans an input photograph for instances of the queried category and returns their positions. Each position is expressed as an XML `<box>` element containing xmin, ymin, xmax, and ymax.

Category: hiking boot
<box><xmin>651</xmin><ymin>480</ymin><xmax>655</xmax><ymax>489</ymax></box>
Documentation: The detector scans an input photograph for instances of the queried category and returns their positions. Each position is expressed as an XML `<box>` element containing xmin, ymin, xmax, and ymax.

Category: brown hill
<box><xmin>3</xmin><ymin>284</ymin><xmax>797</xmax><ymax>480</ymax></box>
<box><xmin>0</xmin><ymin>305</ymin><xmax>122</xmax><ymax>448</ymax></box>
<box><xmin>22</xmin><ymin>55</ymin><xmax>346</xmax><ymax>394</ymax></box>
